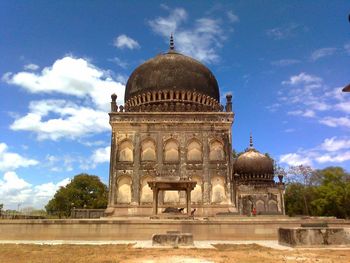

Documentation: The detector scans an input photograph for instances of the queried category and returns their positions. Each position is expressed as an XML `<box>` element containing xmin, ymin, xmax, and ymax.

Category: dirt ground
<box><xmin>0</xmin><ymin>244</ymin><xmax>349</xmax><ymax>263</ymax></box>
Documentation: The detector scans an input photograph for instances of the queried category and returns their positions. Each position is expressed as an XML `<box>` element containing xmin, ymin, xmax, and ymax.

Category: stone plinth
<box><xmin>279</xmin><ymin>227</ymin><xmax>350</xmax><ymax>247</ymax></box>
<box><xmin>152</xmin><ymin>231</ymin><xmax>194</xmax><ymax>246</ymax></box>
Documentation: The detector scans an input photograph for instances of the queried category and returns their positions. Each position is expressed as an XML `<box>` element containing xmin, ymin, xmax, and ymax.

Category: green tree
<box><xmin>0</xmin><ymin>203</ymin><xmax>3</xmax><ymax>216</ymax></box>
<box><xmin>45</xmin><ymin>174</ymin><xmax>108</xmax><ymax>218</ymax></box>
<box><xmin>311</xmin><ymin>167</ymin><xmax>350</xmax><ymax>219</ymax></box>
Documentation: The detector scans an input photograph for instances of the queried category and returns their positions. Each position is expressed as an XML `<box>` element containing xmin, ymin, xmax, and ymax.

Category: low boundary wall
<box><xmin>1</xmin><ymin>217</ymin><xmax>349</xmax><ymax>241</ymax></box>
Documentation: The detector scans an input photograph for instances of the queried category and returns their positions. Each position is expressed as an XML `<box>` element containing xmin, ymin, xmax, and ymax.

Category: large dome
<box><xmin>123</xmin><ymin>46</ymin><xmax>221</xmax><ymax>112</ymax></box>
<box><xmin>233</xmin><ymin>135</ymin><xmax>275</xmax><ymax>185</ymax></box>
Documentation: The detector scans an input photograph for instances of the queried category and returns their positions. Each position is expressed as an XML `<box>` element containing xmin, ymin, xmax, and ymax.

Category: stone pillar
<box><xmin>153</xmin><ymin>188</ymin><xmax>158</xmax><ymax>215</ymax></box>
<box><xmin>225</xmin><ymin>94</ymin><xmax>232</xmax><ymax>112</ymax></box>
<box><xmin>132</xmin><ymin>133</ymin><xmax>140</xmax><ymax>205</ymax></box>
<box><xmin>186</xmin><ymin>188</ymin><xmax>191</xmax><ymax>215</ymax></box>
<box><xmin>108</xmin><ymin>130</ymin><xmax>117</xmax><ymax>206</ymax></box>
<box><xmin>202</xmin><ymin>132</ymin><xmax>210</xmax><ymax>204</ymax></box>
<box><xmin>179</xmin><ymin>132</ymin><xmax>186</xmax><ymax>204</ymax></box>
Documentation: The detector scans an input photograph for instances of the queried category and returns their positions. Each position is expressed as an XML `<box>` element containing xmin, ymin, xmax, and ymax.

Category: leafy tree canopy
<box><xmin>285</xmin><ymin>166</ymin><xmax>350</xmax><ymax>219</ymax></box>
<box><xmin>45</xmin><ymin>174</ymin><xmax>108</xmax><ymax>218</ymax></box>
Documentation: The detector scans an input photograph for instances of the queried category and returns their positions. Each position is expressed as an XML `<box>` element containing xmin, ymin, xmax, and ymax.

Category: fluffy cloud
<box><xmin>280</xmin><ymin>136</ymin><xmax>350</xmax><ymax>167</ymax></box>
<box><xmin>3</xmin><ymin>56</ymin><xmax>125</xmax><ymax>110</ymax></box>
<box><xmin>282</xmin><ymin>72</ymin><xmax>322</xmax><ymax>86</ymax></box>
<box><xmin>10</xmin><ymin>100</ymin><xmax>110</xmax><ymax>140</ymax></box>
<box><xmin>310</xmin><ymin>47</ymin><xmax>337</xmax><ymax>61</ymax></box>
<box><xmin>0</xmin><ymin>171</ymin><xmax>70</xmax><ymax>209</ymax></box>
<box><xmin>80</xmin><ymin>146</ymin><xmax>110</xmax><ymax>170</ymax></box>
<box><xmin>91</xmin><ymin>146</ymin><xmax>110</xmax><ymax>165</ymax></box>
<box><xmin>279</xmin><ymin>153</ymin><xmax>312</xmax><ymax>166</ymax></box>
<box><xmin>149</xmin><ymin>7</ymin><xmax>228</xmax><ymax>63</ymax></box>
<box><xmin>113</xmin><ymin>34</ymin><xmax>140</xmax><ymax>50</ymax></box>
<box><xmin>274</xmin><ymin>72</ymin><xmax>350</xmax><ymax>129</ymax></box>
<box><xmin>24</xmin><ymin>63</ymin><xmax>39</xmax><ymax>71</ymax></box>
<box><xmin>226</xmin><ymin>10</ymin><xmax>239</xmax><ymax>23</ymax></box>
<box><xmin>0</xmin><ymin>143</ymin><xmax>38</xmax><ymax>171</ymax></box>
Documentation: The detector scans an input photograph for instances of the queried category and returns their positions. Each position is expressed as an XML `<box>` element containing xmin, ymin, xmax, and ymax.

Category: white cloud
<box><xmin>319</xmin><ymin>116</ymin><xmax>350</xmax><ymax>128</ymax></box>
<box><xmin>81</xmin><ymin>146</ymin><xmax>110</xmax><ymax>170</ymax></box>
<box><xmin>10</xmin><ymin>100</ymin><xmax>110</xmax><ymax>140</ymax></box>
<box><xmin>113</xmin><ymin>34</ymin><xmax>140</xmax><ymax>50</ymax></box>
<box><xmin>0</xmin><ymin>143</ymin><xmax>38</xmax><ymax>171</ymax></box>
<box><xmin>271</xmin><ymin>59</ymin><xmax>300</xmax><ymax>66</ymax></box>
<box><xmin>0</xmin><ymin>171</ymin><xmax>70</xmax><ymax>209</ymax></box>
<box><xmin>280</xmin><ymin>136</ymin><xmax>350</xmax><ymax>167</ymax></box>
<box><xmin>279</xmin><ymin>153</ymin><xmax>311</xmax><ymax>166</ymax></box>
<box><xmin>282</xmin><ymin>72</ymin><xmax>322</xmax><ymax>86</ymax></box>
<box><xmin>3</xmin><ymin>56</ymin><xmax>125</xmax><ymax>110</ymax></box>
<box><xmin>148</xmin><ymin>7</ymin><xmax>228</xmax><ymax>63</ymax></box>
<box><xmin>24</xmin><ymin>63</ymin><xmax>39</xmax><ymax>71</ymax></box>
<box><xmin>91</xmin><ymin>146</ymin><xmax>110</xmax><ymax>165</ymax></box>
<box><xmin>227</xmin><ymin>10</ymin><xmax>239</xmax><ymax>23</ymax></box>
<box><xmin>310</xmin><ymin>47</ymin><xmax>337</xmax><ymax>61</ymax></box>
<box><xmin>321</xmin><ymin>137</ymin><xmax>350</xmax><ymax>152</ymax></box>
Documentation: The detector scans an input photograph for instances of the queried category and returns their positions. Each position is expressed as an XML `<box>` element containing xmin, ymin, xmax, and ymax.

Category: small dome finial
<box><xmin>249</xmin><ymin>132</ymin><xmax>254</xmax><ymax>148</ymax></box>
<box><xmin>169</xmin><ymin>33</ymin><xmax>175</xmax><ymax>50</ymax></box>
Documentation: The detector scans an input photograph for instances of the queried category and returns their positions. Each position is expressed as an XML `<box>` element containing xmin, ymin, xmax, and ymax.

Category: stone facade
<box><xmin>105</xmin><ymin>108</ymin><xmax>235</xmax><ymax>216</ymax></box>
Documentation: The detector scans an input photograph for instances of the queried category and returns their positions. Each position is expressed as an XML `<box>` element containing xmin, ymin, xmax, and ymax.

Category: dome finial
<box><xmin>249</xmin><ymin>132</ymin><xmax>254</xmax><ymax>148</ymax></box>
<box><xmin>169</xmin><ymin>33</ymin><xmax>175</xmax><ymax>50</ymax></box>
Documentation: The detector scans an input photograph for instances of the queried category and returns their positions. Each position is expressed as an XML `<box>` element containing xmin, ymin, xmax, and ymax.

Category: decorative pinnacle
<box><xmin>249</xmin><ymin>132</ymin><xmax>254</xmax><ymax>148</ymax></box>
<box><xmin>169</xmin><ymin>33</ymin><xmax>175</xmax><ymax>50</ymax></box>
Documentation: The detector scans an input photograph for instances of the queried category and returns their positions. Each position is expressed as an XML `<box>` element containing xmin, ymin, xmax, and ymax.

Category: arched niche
<box><xmin>256</xmin><ymin>199</ymin><xmax>265</xmax><ymax>213</ymax></box>
<box><xmin>211</xmin><ymin>176</ymin><xmax>226</xmax><ymax>204</ymax></box>
<box><xmin>187</xmin><ymin>140</ymin><xmax>203</xmax><ymax>162</ymax></box>
<box><xmin>141</xmin><ymin>139</ymin><xmax>156</xmax><ymax>162</ymax></box>
<box><xmin>140</xmin><ymin>176</ymin><xmax>153</xmax><ymax>203</ymax></box>
<box><xmin>164</xmin><ymin>139</ymin><xmax>179</xmax><ymax>162</ymax></box>
<box><xmin>209</xmin><ymin>140</ymin><xmax>225</xmax><ymax>161</ymax></box>
<box><xmin>118</xmin><ymin>140</ymin><xmax>133</xmax><ymax>162</ymax></box>
<box><xmin>164</xmin><ymin>191</ymin><xmax>179</xmax><ymax>204</ymax></box>
<box><xmin>191</xmin><ymin>176</ymin><xmax>202</xmax><ymax>203</ymax></box>
<box><xmin>117</xmin><ymin>176</ymin><xmax>132</xmax><ymax>204</ymax></box>
<box><xmin>268</xmin><ymin>200</ymin><xmax>278</xmax><ymax>212</ymax></box>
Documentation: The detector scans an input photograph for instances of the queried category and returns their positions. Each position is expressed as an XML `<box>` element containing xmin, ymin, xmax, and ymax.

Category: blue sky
<box><xmin>0</xmin><ymin>1</ymin><xmax>349</xmax><ymax>209</ymax></box>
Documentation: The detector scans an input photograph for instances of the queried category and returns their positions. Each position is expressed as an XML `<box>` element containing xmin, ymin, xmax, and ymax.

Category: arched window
<box><xmin>164</xmin><ymin>139</ymin><xmax>179</xmax><ymax>162</ymax></box>
<box><xmin>117</xmin><ymin>176</ymin><xmax>132</xmax><ymax>204</ymax></box>
<box><xmin>191</xmin><ymin>176</ymin><xmax>202</xmax><ymax>203</ymax></box>
<box><xmin>187</xmin><ymin>140</ymin><xmax>202</xmax><ymax>162</ymax></box>
<box><xmin>256</xmin><ymin>200</ymin><xmax>265</xmax><ymax>213</ymax></box>
<box><xmin>211</xmin><ymin>176</ymin><xmax>226</xmax><ymax>203</ymax></box>
<box><xmin>140</xmin><ymin>176</ymin><xmax>153</xmax><ymax>203</ymax></box>
<box><xmin>268</xmin><ymin>200</ymin><xmax>278</xmax><ymax>212</ymax></box>
<box><xmin>209</xmin><ymin>140</ymin><xmax>225</xmax><ymax>161</ymax></box>
<box><xmin>118</xmin><ymin>140</ymin><xmax>133</xmax><ymax>162</ymax></box>
<box><xmin>141</xmin><ymin>139</ymin><xmax>156</xmax><ymax>162</ymax></box>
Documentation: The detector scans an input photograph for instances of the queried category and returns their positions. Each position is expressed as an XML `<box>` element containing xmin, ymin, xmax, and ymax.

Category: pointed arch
<box><xmin>118</xmin><ymin>139</ymin><xmax>134</xmax><ymax>162</ymax></box>
<box><xmin>141</xmin><ymin>138</ymin><xmax>156</xmax><ymax>162</ymax></box>
<box><xmin>209</xmin><ymin>139</ymin><xmax>225</xmax><ymax>161</ymax></box>
<box><xmin>164</xmin><ymin>138</ymin><xmax>179</xmax><ymax>162</ymax></box>
<box><xmin>187</xmin><ymin>139</ymin><xmax>203</xmax><ymax>162</ymax></box>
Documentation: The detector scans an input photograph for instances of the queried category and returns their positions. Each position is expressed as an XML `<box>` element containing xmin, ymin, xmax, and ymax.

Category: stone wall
<box><xmin>1</xmin><ymin>218</ymin><xmax>349</xmax><ymax>241</ymax></box>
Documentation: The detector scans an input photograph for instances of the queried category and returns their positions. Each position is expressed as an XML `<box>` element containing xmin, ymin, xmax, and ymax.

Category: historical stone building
<box><xmin>105</xmin><ymin>37</ymin><xmax>285</xmax><ymax>216</ymax></box>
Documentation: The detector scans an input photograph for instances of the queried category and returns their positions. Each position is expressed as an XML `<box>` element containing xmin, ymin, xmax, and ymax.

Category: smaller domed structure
<box><xmin>233</xmin><ymin>134</ymin><xmax>275</xmax><ymax>185</ymax></box>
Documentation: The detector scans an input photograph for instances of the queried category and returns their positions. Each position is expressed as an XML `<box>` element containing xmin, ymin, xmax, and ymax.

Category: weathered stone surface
<box><xmin>152</xmin><ymin>231</ymin><xmax>194</xmax><ymax>246</ymax></box>
<box><xmin>279</xmin><ymin>227</ymin><xmax>350</xmax><ymax>247</ymax></box>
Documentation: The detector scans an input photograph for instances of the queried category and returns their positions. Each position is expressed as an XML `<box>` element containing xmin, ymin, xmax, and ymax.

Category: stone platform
<box><xmin>152</xmin><ymin>231</ymin><xmax>194</xmax><ymax>247</ymax></box>
<box><xmin>279</xmin><ymin>227</ymin><xmax>350</xmax><ymax>247</ymax></box>
<box><xmin>0</xmin><ymin>217</ymin><xmax>349</xmax><ymax>241</ymax></box>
